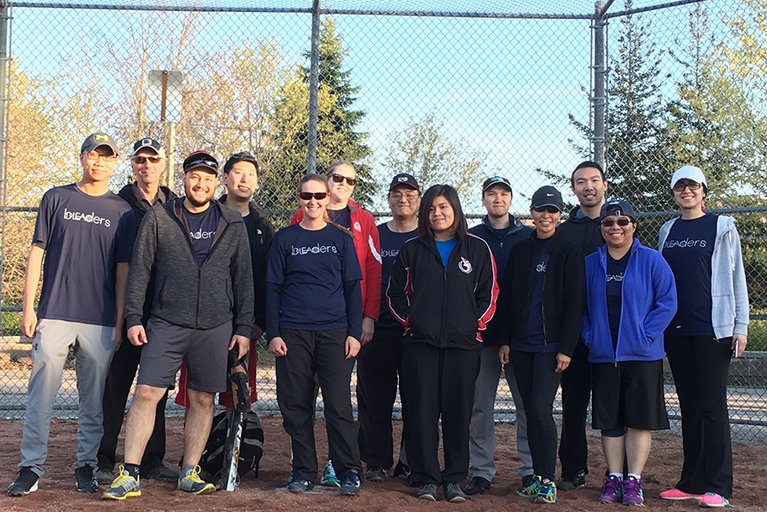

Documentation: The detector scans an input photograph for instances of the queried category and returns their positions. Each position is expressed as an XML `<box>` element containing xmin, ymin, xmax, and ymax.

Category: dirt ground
<box><xmin>0</xmin><ymin>417</ymin><xmax>764</xmax><ymax>511</ymax></box>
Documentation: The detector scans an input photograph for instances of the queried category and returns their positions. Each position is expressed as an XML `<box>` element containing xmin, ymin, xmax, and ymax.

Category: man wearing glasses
<box><xmin>96</xmin><ymin>138</ymin><xmax>178</xmax><ymax>485</ymax></box>
<box><xmin>8</xmin><ymin>133</ymin><xmax>137</xmax><ymax>496</ymax></box>
<box><xmin>103</xmin><ymin>151</ymin><xmax>253</xmax><ymax>500</ymax></box>
<box><xmin>290</xmin><ymin>161</ymin><xmax>382</xmax><ymax>486</ymax></box>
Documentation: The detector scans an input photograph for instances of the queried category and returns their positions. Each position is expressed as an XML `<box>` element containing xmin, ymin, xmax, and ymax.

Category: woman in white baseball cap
<box><xmin>657</xmin><ymin>165</ymin><xmax>749</xmax><ymax>508</ymax></box>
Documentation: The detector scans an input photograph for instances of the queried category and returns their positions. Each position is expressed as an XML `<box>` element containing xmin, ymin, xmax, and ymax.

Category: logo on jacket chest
<box><xmin>458</xmin><ymin>257</ymin><xmax>473</xmax><ymax>274</ymax></box>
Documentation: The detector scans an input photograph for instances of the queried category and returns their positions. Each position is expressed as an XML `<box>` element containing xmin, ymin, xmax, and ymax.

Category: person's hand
<box><xmin>499</xmin><ymin>345</ymin><xmax>510</xmax><ymax>365</ymax></box>
<box><xmin>21</xmin><ymin>308</ymin><xmax>37</xmax><ymax>338</ymax></box>
<box><xmin>361</xmin><ymin>317</ymin><xmax>375</xmax><ymax>344</ymax></box>
<box><xmin>345</xmin><ymin>336</ymin><xmax>361</xmax><ymax>359</ymax></box>
<box><xmin>127</xmin><ymin>325</ymin><xmax>147</xmax><ymax>346</ymax></box>
<box><xmin>229</xmin><ymin>334</ymin><xmax>249</xmax><ymax>360</ymax></box>
<box><xmin>269</xmin><ymin>337</ymin><xmax>288</xmax><ymax>357</ymax></box>
<box><xmin>732</xmin><ymin>334</ymin><xmax>748</xmax><ymax>358</ymax></box>
<box><xmin>555</xmin><ymin>352</ymin><xmax>571</xmax><ymax>373</ymax></box>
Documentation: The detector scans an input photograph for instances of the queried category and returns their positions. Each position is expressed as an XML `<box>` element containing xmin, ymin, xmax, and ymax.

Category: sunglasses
<box><xmin>533</xmin><ymin>206</ymin><xmax>560</xmax><ymax>214</ymax></box>
<box><xmin>601</xmin><ymin>217</ymin><xmax>633</xmax><ymax>227</ymax></box>
<box><xmin>330</xmin><ymin>173</ymin><xmax>357</xmax><ymax>186</ymax></box>
<box><xmin>672</xmin><ymin>180</ymin><xmax>702</xmax><ymax>192</ymax></box>
<box><xmin>132</xmin><ymin>155</ymin><xmax>163</xmax><ymax>164</ymax></box>
<box><xmin>299</xmin><ymin>192</ymin><xmax>328</xmax><ymax>200</ymax></box>
<box><xmin>184</xmin><ymin>158</ymin><xmax>218</xmax><ymax>171</ymax></box>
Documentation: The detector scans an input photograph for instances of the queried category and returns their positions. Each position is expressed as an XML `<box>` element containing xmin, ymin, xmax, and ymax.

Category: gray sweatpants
<box><xmin>19</xmin><ymin>319</ymin><xmax>115</xmax><ymax>476</ymax></box>
<box><xmin>468</xmin><ymin>343</ymin><xmax>533</xmax><ymax>481</ymax></box>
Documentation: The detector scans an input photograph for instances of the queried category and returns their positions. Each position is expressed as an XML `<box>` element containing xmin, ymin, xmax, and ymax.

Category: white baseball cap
<box><xmin>670</xmin><ymin>165</ymin><xmax>707</xmax><ymax>190</ymax></box>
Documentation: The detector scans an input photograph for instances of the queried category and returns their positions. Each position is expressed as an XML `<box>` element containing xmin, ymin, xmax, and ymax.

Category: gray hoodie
<box><xmin>126</xmin><ymin>198</ymin><xmax>254</xmax><ymax>337</ymax></box>
<box><xmin>659</xmin><ymin>215</ymin><xmax>749</xmax><ymax>339</ymax></box>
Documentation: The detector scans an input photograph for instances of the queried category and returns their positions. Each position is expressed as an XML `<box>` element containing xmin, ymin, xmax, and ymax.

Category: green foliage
<box><xmin>383</xmin><ymin>114</ymin><xmax>484</xmax><ymax>196</ymax></box>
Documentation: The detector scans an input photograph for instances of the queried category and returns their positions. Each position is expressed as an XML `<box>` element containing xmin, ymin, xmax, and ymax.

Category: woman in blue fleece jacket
<box><xmin>582</xmin><ymin>199</ymin><xmax>677</xmax><ymax>507</ymax></box>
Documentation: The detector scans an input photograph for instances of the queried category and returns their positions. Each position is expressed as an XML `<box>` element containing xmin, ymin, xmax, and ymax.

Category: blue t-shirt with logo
<box><xmin>32</xmin><ymin>184</ymin><xmax>137</xmax><ymax>326</ymax></box>
<box><xmin>606</xmin><ymin>251</ymin><xmax>630</xmax><ymax>349</ymax></box>
<box><xmin>662</xmin><ymin>213</ymin><xmax>717</xmax><ymax>336</ymax></box>
<box><xmin>435</xmin><ymin>238</ymin><xmax>458</xmax><ymax>267</ymax></box>
<box><xmin>377</xmin><ymin>223</ymin><xmax>418</xmax><ymax>331</ymax></box>
<box><xmin>266</xmin><ymin>223</ymin><xmax>362</xmax><ymax>331</ymax></box>
<box><xmin>184</xmin><ymin>205</ymin><xmax>220</xmax><ymax>265</ymax></box>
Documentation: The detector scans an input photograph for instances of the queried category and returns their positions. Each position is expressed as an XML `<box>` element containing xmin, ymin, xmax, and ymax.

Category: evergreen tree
<box><xmin>263</xmin><ymin>17</ymin><xmax>373</xmax><ymax>223</ymax></box>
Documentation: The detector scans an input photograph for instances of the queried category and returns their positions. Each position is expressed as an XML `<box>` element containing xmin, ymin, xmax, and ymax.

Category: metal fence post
<box><xmin>592</xmin><ymin>0</ymin><xmax>612</xmax><ymax>169</ymax></box>
<box><xmin>0</xmin><ymin>1</ymin><xmax>9</xmax><ymax>331</ymax></box>
<box><xmin>306</xmin><ymin>0</ymin><xmax>320</xmax><ymax>175</ymax></box>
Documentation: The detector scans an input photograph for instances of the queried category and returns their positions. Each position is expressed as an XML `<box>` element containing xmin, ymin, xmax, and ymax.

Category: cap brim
<box><xmin>531</xmin><ymin>202</ymin><xmax>563</xmax><ymax>211</ymax></box>
<box><xmin>483</xmin><ymin>183</ymin><xmax>512</xmax><ymax>192</ymax></box>
<box><xmin>186</xmin><ymin>165</ymin><xmax>218</xmax><ymax>174</ymax></box>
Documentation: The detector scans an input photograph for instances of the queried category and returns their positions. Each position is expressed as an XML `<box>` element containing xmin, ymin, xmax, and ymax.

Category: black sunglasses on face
<box><xmin>533</xmin><ymin>206</ymin><xmax>560</xmax><ymax>214</ymax></box>
<box><xmin>299</xmin><ymin>192</ymin><xmax>328</xmax><ymax>200</ymax></box>
<box><xmin>672</xmin><ymin>180</ymin><xmax>702</xmax><ymax>192</ymax></box>
<box><xmin>601</xmin><ymin>217</ymin><xmax>633</xmax><ymax>227</ymax></box>
<box><xmin>132</xmin><ymin>156</ymin><xmax>162</xmax><ymax>164</ymax></box>
<box><xmin>330</xmin><ymin>173</ymin><xmax>357</xmax><ymax>186</ymax></box>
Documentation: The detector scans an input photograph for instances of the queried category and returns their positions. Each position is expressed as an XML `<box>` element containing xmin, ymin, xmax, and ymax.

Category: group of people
<box><xmin>5</xmin><ymin>133</ymin><xmax>748</xmax><ymax>509</ymax></box>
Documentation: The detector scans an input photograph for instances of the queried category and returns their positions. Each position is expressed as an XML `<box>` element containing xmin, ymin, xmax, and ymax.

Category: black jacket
<box><xmin>469</xmin><ymin>215</ymin><xmax>533</xmax><ymax>346</ymax></box>
<box><xmin>219</xmin><ymin>194</ymin><xmax>275</xmax><ymax>330</ymax></box>
<box><xmin>558</xmin><ymin>206</ymin><xmax>604</xmax><ymax>257</ymax></box>
<box><xmin>497</xmin><ymin>230</ymin><xmax>585</xmax><ymax>357</ymax></box>
<box><xmin>386</xmin><ymin>233</ymin><xmax>498</xmax><ymax>350</ymax></box>
<box><xmin>125</xmin><ymin>198</ymin><xmax>254</xmax><ymax>337</ymax></box>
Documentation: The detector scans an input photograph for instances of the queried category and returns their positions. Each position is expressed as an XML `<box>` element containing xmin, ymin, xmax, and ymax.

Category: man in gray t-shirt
<box><xmin>7</xmin><ymin>133</ymin><xmax>136</xmax><ymax>497</ymax></box>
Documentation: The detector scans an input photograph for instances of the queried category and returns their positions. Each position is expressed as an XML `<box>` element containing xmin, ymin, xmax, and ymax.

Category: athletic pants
<box><xmin>400</xmin><ymin>343</ymin><xmax>480</xmax><ymax>485</ymax></box>
<box><xmin>98</xmin><ymin>336</ymin><xmax>168</xmax><ymax>473</ymax></box>
<box><xmin>276</xmin><ymin>328</ymin><xmax>360</xmax><ymax>482</ymax></box>
<box><xmin>469</xmin><ymin>343</ymin><xmax>533</xmax><ymax>481</ymax></box>
<box><xmin>558</xmin><ymin>340</ymin><xmax>591</xmax><ymax>477</ymax></box>
<box><xmin>511</xmin><ymin>350</ymin><xmax>561</xmax><ymax>481</ymax></box>
<box><xmin>20</xmin><ymin>319</ymin><xmax>114</xmax><ymax>476</ymax></box>
<box><xmin>356</xmin><ymin>326</ymin><xmax>407</xmax><ymax>470</ymax></box>
<box><xmin>665</xmin><ymin>335</ymin><xmax>733</xmax><ymax>498</ymax></box>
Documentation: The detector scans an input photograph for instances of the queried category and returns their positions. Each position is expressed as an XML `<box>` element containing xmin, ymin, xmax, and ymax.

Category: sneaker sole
<box><xmin>8</xmin><ymin>482</ymin><xmax>39</xmax><ymax>496</ymax></box>
<box><xmin>102</xmin><ymin>489</ymin><xmax>141</xmax><ymax>500</ymax></box>
<box><xmin>181</xmin><ymin>484</ymin><xmax>215</xmax><ymax>495</ymax></box>
<box><xmin>321</xmin><ymin>481</ymin><xmax>341</xmax><ymax>487</ymax></box>
<box><xmin>448</xmin><ymin>496</ymin><xmax>466</xmax><ymax>503</ymax></box>
<box><xmin>417</xmin><ymin>494</ymin><xmax>436</xmax><ymax>501</ymax></box>
<box><xmin>535</xmin><ymin>496</ymin><xmax>557</xmax><ymax>504</ymax></box>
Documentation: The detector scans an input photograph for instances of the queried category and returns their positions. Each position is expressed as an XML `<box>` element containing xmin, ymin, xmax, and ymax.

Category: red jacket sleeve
<box><xmin>359</xmin><ymin>209</ymin><xmax>382</xmax><ymax>319</ymax></box>
<box><xmin>290</xmin><ymin>208</ymin><xmax>302</xmax><ymax>225</ymax></box>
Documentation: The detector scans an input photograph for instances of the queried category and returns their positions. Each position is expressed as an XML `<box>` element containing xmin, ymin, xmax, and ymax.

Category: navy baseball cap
<box><xmin>530</xmin><ymin>185</ymin><xmax>565</xmax><ymax>211</ymax></box>
<box><xmin>482</xmin><ymin>176</ymin><xmax>512</xmax><ymax>193</ymax></box>
<box><xmin>600</xmin><ymin>199</ymin><xmax>637</xmax><ymax>221</ymax></box>
<box><xmin>183</xmin><ymin>151</ymin><xmax>219</xmax><ymax>175</ymax></box>
<box><xmin>389</xmin><ymin>173</ymin><xmax>420</xmax><ymax>191</ymax></box>
<box><xmin>81</xmin><ymin>132</ymin><xmax>118</xmax><ymax>155</ymax></box>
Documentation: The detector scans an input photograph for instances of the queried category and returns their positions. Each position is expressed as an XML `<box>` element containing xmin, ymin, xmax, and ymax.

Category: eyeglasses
<box><xmin>390</xmin><ymin>191</ymin><xmax>420</xmax><ymax>202</ymax></box>
<box><xmin>601</xmin><ymin>217</ymin><xmax>633</xmax><ymax>227</ymax></box>
<box><xmin>132</xmin><ymin>155</ymin><xmax>163</xmax><ymax>164</ymax></box>
<box><xmin>672</xmin><ymin>180</ymin><xmax>702</xmax><ymax>192</ymax></box>
<box><xmin>86</xmin><ymin>152</ymin><xmax>117</xmax><ymax>163</ymax></box>
<box><xmin>533</xmin><ymin>206</ymin><xmax>560</xmax><ymax>214</ymax></box>
<box><xmin>299</xmin><ymin>192</ymin><xmax>328</xmax><ymax>200</ymax></box>
<box><xmin>330</xmin><ymin>173</ymin><xmax>357</xmax><ymax>186</ymax></box>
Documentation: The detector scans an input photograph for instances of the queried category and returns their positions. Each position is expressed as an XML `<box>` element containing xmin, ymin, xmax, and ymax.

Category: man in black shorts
<box><xmin>103</xmin><ymin>151</ymin><xmax>254</xmax><ymax>500</ymax></box>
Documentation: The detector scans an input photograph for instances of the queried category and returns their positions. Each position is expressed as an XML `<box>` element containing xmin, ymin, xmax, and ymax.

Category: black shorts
<box><xmin>137</xmin><ymin>317</ymin><xmax>232</xmax><ymax>393</ymax></box>
<box><xmin>591</xmin><ymin>359</ymin><xmax>669</xmax><ymax>431</ymax></box>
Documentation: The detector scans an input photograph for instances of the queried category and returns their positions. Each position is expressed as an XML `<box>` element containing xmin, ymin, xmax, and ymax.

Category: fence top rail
<box><xmin>5</xmin><ymin>0</ymin><xmax>691</xmax><ymax>19</ymax></box>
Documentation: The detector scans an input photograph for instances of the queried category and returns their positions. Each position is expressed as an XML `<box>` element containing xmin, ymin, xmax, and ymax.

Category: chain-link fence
<box><xmin>0</xmin><ymin>0</ymin><xmax>765</xmax><ymax>442</ymax></box>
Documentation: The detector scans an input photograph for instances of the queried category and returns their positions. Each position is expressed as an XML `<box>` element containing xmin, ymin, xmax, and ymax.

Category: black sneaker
<box><xmin>365</xmin><ymin>466</ymin><xmax>387</xmax><ymax>482</ymax></box>
<box><xmin>144</xmin><ymin>464</ymin><xmax>178</xmax><ymax>483</ymax></box>
<box><xmin>444</xmin><ymin>482</ymin><xmax>467</xmax><ymax>503</ymax></box>
<box><xmin>464</xmin><ymin>476</ymin><xmax>491</xmax><ymax>495</ymax></box>
<box><xmin>95</xmin><ymin>466</ymin><xmax>114</xmax><ymax>485</ymax></box>
<box><xmin>287</xmin><ymin>479</ymin><xmax>314</xmax><ymax>493</ymax></box>
<box><xmin>416</xmin><ymin>482</ymin><xmax>438</xmax><ymax>501</ymax></box>
<box><xmin>557</xmin><ymin>469</ymin><xmax>586</xmax><ymax>491</ymax></box>
<box><xmin>7</xmin><ymin>467</ymin><xmax>39</xmax><ymax>496</ymax></box>
<box><xmin>75</xmin><ymin>465</ymin><xmax>99</xmax><ymax>493</ymax></box>
<box><xmin>339</xmin><ymin>470</ymin><xmax>361</xmax><ymax>496</ymax></box>
<box><xmin>393</xmin><ymin>461</ymin><xmax>417</xmax><ymax>487</ymax></box>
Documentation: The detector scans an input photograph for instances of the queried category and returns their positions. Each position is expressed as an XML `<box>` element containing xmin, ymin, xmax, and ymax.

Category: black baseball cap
<box><xmin>600</xmin><ymin>199</ymin><xmax>637</xmax><ymax>221</ymax></box>
<box><xmin>131</xmin><ymin>138</ymin><xmax>166</xmax><ymax>158</ymax></box>
<box><xmin>223</xmin><ymin>152</ymin><xmax>259</xmax><ymax>174</ymax></box>
<box><xmin>389</xmin><ymin>173</ymin><xmax>420</xmax><ymax>191</ymax></box>
<box><xmin>482</xmin><ymin>176</ymin><xmax>512</xmax><ymax>193</ymax></box>
<box><xmin>530</xmin><ymin>185</ymin><xmax>565</xmax><ymax>211</ymax></box>
<box><xmin>81</xmin><ymin>132</ymin><xmax>118</xmax><ymax>155</ymax></box>
<box><xmin>182</xmin><ymin>151</ymin><xmax>219</xmax><ymax>175</ymax></box>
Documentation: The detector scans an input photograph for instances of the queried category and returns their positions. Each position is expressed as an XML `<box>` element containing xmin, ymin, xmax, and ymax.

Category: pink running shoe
<box><xmin>660</xmin><ymin>488</ymin><xmax>703</xmax><ymax>501</ymax></box>
<box><xmin>698</xmin><ymin>492</ymin><xmax>732</xmax><ymax>508</ymax></box>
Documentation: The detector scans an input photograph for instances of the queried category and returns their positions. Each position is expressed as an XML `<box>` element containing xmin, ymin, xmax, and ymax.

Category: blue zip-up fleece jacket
<box><xmin>582</xmin><ymin>238</ymin><xmax>677</xmax><ymax>363</ymax></box>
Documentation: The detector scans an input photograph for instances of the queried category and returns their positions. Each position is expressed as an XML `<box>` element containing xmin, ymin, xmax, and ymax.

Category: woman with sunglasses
<box><xmin>497</xmin><ymin>185</ymin><xmax>584</xmax><ymax>505</ymax></box>
<box><xmin>387</xmin><ymin>184</ymin><xmax>498</xmax><ymax>503</ymax></box>
<box><xmin>265</xmin><ymin>173</ymin><xmax>364</xmax><ymax>496</ymax></box>
<box><xmin>582</xmin><ymin>199</ymin><xmax>676</xmax><ymax>506</ymax></box>
<box><xmin>658</xmin><ymin>166</ymin><xmax>749</xmax><ymax>508</ymax></box>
